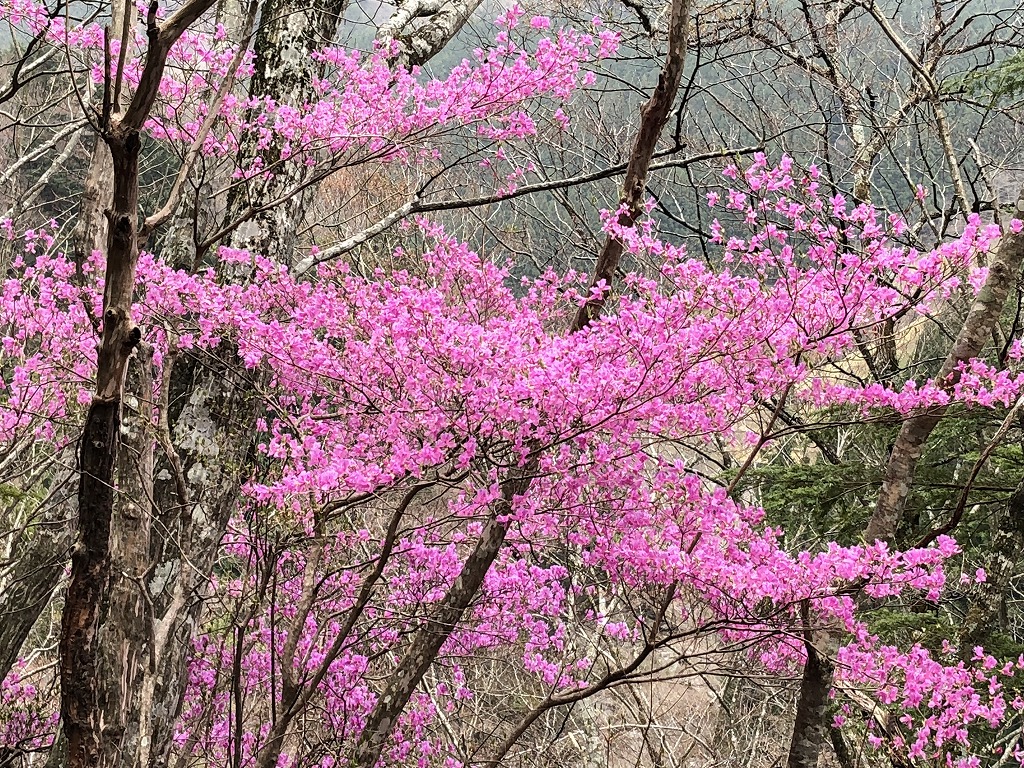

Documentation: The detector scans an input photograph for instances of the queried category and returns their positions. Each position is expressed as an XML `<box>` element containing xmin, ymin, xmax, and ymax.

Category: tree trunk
<box><xmin>786</xmin><ymin>605</ymin><xmax>832</xmax><ymax>768</ymax></box>
<box><xmin>144</xmin><ymin>351</ymin><xmax>263</xmax><ymax>768</ymax></box>
<box><xmin>59</xmin><ymin>1</ymin><xmax>220</xmax><ymax>763</ymax></box>
<box><xmin>224</xmin><ymin>0</ymin><xmax>348</xmax><ymax>268</ymax></box>
<box><xmin>136</xmin><ymin>2</ymin><xmax>352</xmax><ymax>762</ymax></box>
<box><xmin>97</xmin><ymin>347</ymin><xmax>155</xmax><ymax>767</ymax></box>
<box><xmin>351</xmin><ymin>470</ymin><xmax>533</xmax><ymax>768</ymax></box>
<box><xmin>571</xmin><ymin>0</ymin><xmax>691</xmax><ymax>331</ymax></box>
<box><xmin>61</xmin><ymin>124</ymin><xmax>144</xmax><ymax>768</ymax></box>
<box><xmin>0</xmin><ymin>0</ymin><xmax>133</xmax><ymax>726</ymax></box>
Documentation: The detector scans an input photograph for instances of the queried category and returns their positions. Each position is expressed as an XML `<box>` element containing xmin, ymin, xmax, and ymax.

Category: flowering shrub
<box><xmin>1</xmin><ymin>0</ymin><xmax>1023</xmax><ymax>763</ymax></box>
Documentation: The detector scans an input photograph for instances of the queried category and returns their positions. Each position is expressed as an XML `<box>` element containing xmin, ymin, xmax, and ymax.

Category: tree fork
<box><xmin>56</xmin><ymin>0</ymin><xmax>221</xmax><ymax>753</ymax></box>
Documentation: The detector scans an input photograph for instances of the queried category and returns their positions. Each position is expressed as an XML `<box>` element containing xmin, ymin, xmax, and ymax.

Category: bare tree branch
<box><xmin>292</xmin><ymin>144</ymin><xmax>756</xmax><ymax>275</ymax></box>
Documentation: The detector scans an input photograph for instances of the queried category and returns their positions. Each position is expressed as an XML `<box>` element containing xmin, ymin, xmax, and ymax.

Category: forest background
<box><xmin>2</xmin><ymin>0</ymin><xmax>1024</xmax><ymax>767</ymax></box>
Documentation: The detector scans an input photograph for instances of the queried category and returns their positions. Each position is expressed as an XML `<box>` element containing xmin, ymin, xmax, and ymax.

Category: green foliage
<box><xmin>740</xmin><ymin>460</ymin><xmax>879</xmax><ymax>546</ymax></box>
<box><xmin>0</xmin><ymin>482</ymin><xmax>28</xmax><ymax>503</ymax></box>
<box><xmin>956</xmin><ymin>51</ymin><xmax>1024</xmax><ymax>100</ymax></box>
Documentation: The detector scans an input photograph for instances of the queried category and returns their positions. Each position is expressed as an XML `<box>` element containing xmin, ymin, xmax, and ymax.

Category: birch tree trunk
<box><xmin>224</xmin><ymin>0</ymin><xmax>348</xmax><ymax>267</ymax></box>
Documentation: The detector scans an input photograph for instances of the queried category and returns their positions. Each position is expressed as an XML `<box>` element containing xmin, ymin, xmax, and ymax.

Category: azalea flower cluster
<box><xmin>2</xmin><ymin>155</ymin><xmax>1023</xmax><ymax>764</ymax></box>
<box><xmin>0</xmin><ymin>664</ymin><xmax>55</xmax><ymax>757</ymax></box>
<box><xmin>0</xmin><ymin>0</ymin><xmax>613</xmax><ymax>183</ymax></box>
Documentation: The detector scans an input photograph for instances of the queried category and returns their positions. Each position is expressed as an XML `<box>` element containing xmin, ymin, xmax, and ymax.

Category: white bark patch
<box><xmin>149</xmin><ymin>560</ymin><xmax>178</xmax><ymax>597</ymax></box>
<box><xmin>187</xmin><ymin>463</ymin><xmax>210</xmax><ymax>485</ymax></box>
<box><xmin>174</xmin><ymin>387</ymin><xmax>221</xmax><ymax>459</ymax></box>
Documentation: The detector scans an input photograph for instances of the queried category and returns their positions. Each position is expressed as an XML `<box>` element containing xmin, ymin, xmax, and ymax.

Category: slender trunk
<box><xmin>59</xmin><ymin>5</ymin><xmax>140</xmax><ymax>762</ymax></box>
<box><xmin>0</xmin><ymin>0</ymin><xmax>131</xmax><ymax>726</ymax></box>
<box><xmin>351</xmin><ymin>471</ymin><xmax>532</xmax><ymax>768</ymax></box>
<box><xmin>571</xmin><ymin>0</ymin><xmax>691</xmax><ymax>331</ymax></box>
<box><xmin>351</xmin><ymin>0</ymin><xmax>692</xmax><ymax>760</ymax></box>
<box><xmin>867</xmin><ymin>191</ymin><xmax>1024</xmax><ymax>543</ymax></box>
